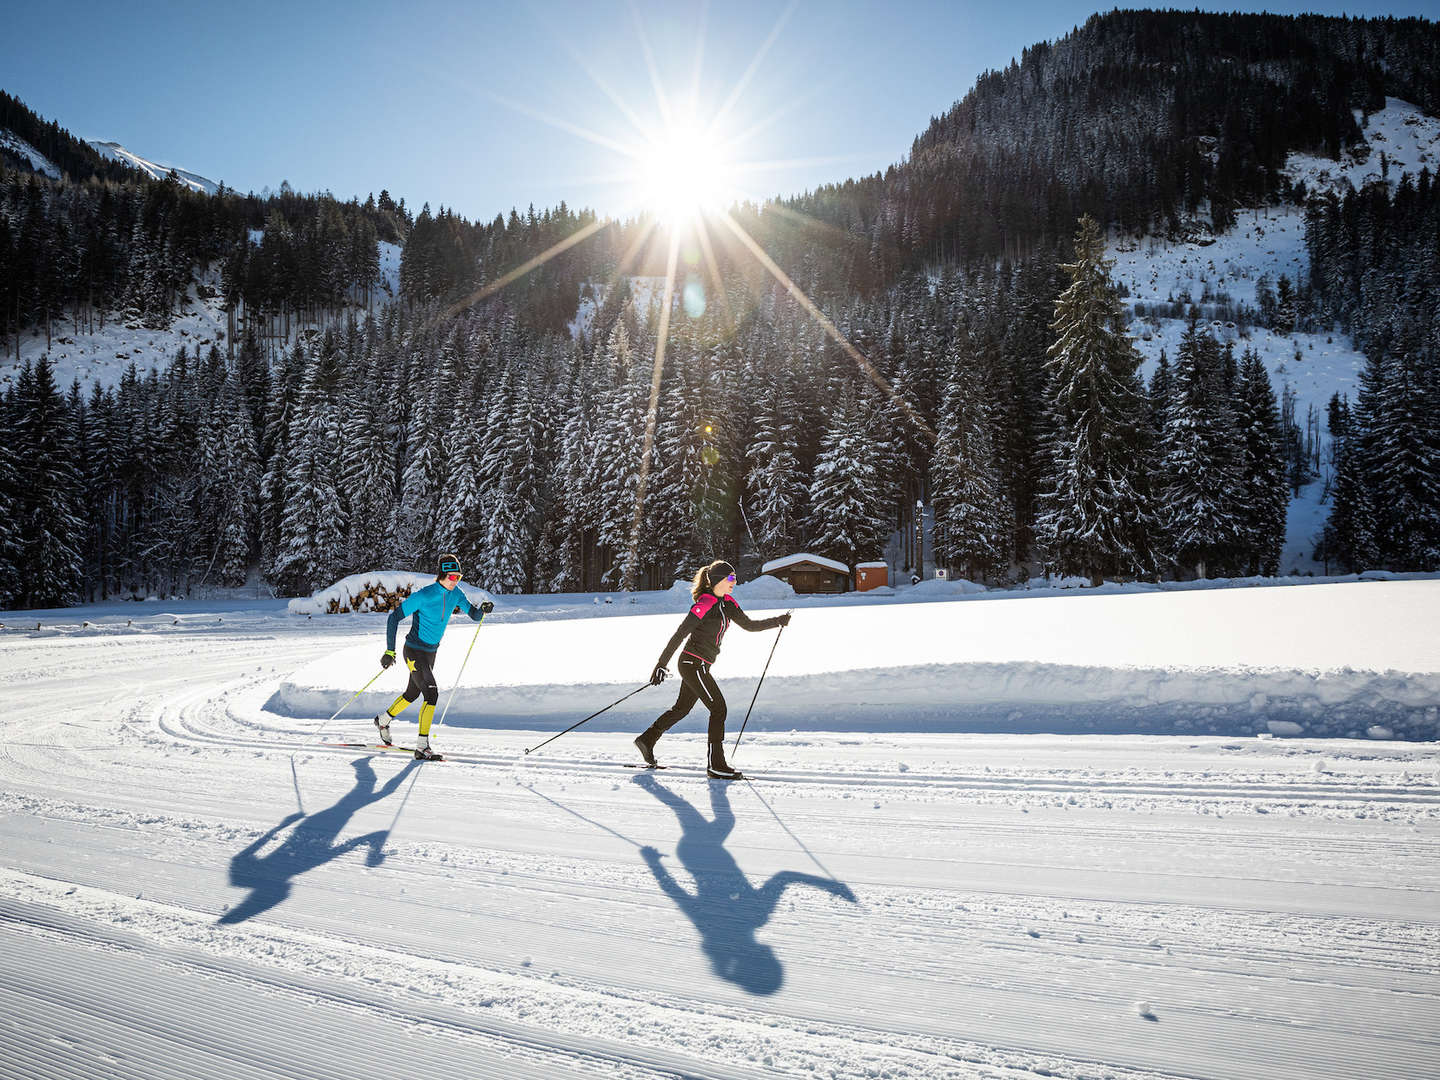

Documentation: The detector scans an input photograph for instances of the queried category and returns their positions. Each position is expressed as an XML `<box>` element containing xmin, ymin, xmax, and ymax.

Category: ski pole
<box><xmin>317</xmin><ymin>665</ymin><xmax>387</xmax><ymax>741</ymax></box>
<box><xmin>524</xmin><ymin>683</ymin><xmax>653</xmax><ymax>756</ymax></box>
<box><xmin>733</xmin><ymin>612</ymin><xmax>790</xmax><ymax>758</ymax></box>
<box><xmin>434</xmin><ymin>611</ymin><xmax>485</xmax><ymax>734</ymax></box>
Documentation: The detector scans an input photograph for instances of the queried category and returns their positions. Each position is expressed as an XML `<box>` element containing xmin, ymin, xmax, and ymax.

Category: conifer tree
<box><xmin>12</xmin><ymin>359</ymin><xmax>85</xmax><ymax>606</ymax></box>
<box><xmin>1159</xmin><ymin>324</ymin><xmax>1242</xmax><ymax>578</ymax></box>
<box><xmin>1035</xmin><ymin>216</ymin><xmax>1157</xmax><ymax>584</ymax></box>
<box><xmin>1234</xmin><ymin>348</ymin><xmax>1288</xmax><ymax>575</ymax></box>
<box><xmin>806</xmin><ymin>381</ymin><xmax>888</xmax><ymax>574</ymax></box>
<box><xmin>930</xmin><ymin>340</ymin><xmax>1008</xmax><ymax>583</ymax></box>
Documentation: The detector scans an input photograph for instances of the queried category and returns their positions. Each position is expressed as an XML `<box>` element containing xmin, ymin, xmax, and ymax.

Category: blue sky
<box><xmin>3</xmin><ymin>1</ymin><xmax>1435</xmax><ymax>222</ymax></box>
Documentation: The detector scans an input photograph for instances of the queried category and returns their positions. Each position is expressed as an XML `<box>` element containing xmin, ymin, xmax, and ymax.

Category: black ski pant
<box><xmin>401</xmin><ymin>644</ymin><xmax>440</xmax><ymax>706</ymax></box>
<box><xmin>645</xmin><ymin>654</ymin><xmax>727</xmax><ymax>747</ymax></box>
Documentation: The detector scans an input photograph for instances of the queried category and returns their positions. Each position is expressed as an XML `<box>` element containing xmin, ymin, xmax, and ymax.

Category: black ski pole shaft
<box><xmin>733</xmin><ymin>614</ymin><xmax>788</xmax><ymax>757</ymax></box>
<box><xmin>524</xmin><ymin>683</ymin><xmax>652</xmax><ymax>756</ymax></box>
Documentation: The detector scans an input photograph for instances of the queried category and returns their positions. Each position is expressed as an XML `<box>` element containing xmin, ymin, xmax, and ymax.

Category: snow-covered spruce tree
<box><xmin>1322</xmin><ymin>414</ymin><xmax>1380</xmax><ymax>573</ymax></box>
<box><xmin>930</xmin><ymin>337</ymin><xmax>1007</xmax><ymax>583</ymax></box>
<box><xmin>1158</xmin><ymin>323</ymin><xmax>1241</xmax><ymax>579</ymax></box>
<box><xmin>270</xmin><ymin>344</ymin><xmax>348</xmax><ymax>595</ymax></box>
<box><xmin>1035</xmin><ymin>215</ymin><xmax>1157</xmax><ymax>585</ymax></box>
<box><xmin>1234</xmin><ymin>348</ymin><xmax>1288</xmax><ymax>576</ymax></box>
<box><xmin>745</xmin><ymin>371</ymin><xmax>807</xmax><ymax>562</ymax></box>
<box><xmin>196</xmin><ymin>377</ymin><xmax>261</xmax><ymax>588</ymax></box>
<box><xmin>548</xmin><ymin>349</ymin><xmax>598</xmax><ymax>592</ymax></box>
<box><xmin>0</xmin><ymin>391</ymin><xmax>24</xmax><ymax>605</ymax></box>
<box><xmin>586</xmin><ymin>320</ymin><xmax>654</xmax><ymax>586</ymax></box>
<box><xmin>258</xmin><ymin>341</ymin><xmax>307</xmax><ymax>571</ymax></box>
<box><xmin>11</xmin><ymin>359</ymin><xmax>86</xmax><ymax>606</ymax></box>
<box><xmin>806</xmin><ymin>380</ymin><xmax>889</xmax><ymax>573</ymax></box>
<box><xmin>1368</xmin><ymin>349</ymin><xmax>1440</xmax><ymax>570</ymax></box>
<box><xmin>339</xmin><ymin>354</ymin><xmax>397</xmax><ymax>575</ymax></box>
<box><xmin>394</xmin><ymin>364</ymin><xmax>449</xmax><ymax>566</ymax></box>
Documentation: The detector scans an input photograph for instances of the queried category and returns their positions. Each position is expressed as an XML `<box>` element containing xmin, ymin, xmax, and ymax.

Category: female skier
<box><xmin>634</xmin><ymin>560</ymin><xmax>790</xmax><ymax>779</ymax></box>
<box><xmin>374</xmin><ymin>554</ymin><xmax>492</xmax><ymax>760</ymax></box>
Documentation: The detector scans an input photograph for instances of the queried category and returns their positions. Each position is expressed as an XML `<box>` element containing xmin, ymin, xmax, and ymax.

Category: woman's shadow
<box><xmin>219</xmin><ymin>757</ymin><xmax>417</xmax><ymax>925</ymax></box>
<box><xmin>633</xmin><ymin>773</ymin><xmax>856</xmax><ymax>995</ymax></box>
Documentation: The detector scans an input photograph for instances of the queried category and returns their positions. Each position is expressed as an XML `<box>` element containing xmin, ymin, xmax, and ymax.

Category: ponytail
<box><xmin>690</xmin><ymin>560</ymin><xmax>735</xmax><ymax>602</ymax></box>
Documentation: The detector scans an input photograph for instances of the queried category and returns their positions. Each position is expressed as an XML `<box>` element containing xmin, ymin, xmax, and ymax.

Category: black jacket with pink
<box><xmin>658</xmin><ymin>593</ymin><xmax>784</xmax><ymax>667</ymax></box>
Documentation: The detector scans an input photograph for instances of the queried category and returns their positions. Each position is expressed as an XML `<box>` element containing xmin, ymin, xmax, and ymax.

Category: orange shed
<box><xmin>855</xmin><ymin>562</ymin><xmax>888</xmax><ymax>591</ymax></box>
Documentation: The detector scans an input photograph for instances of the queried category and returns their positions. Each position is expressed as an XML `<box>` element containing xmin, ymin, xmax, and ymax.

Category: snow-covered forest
<box><xmin>2</xmin><ymin>10</ymin><xmax>1438</xmax><ymax>608</ymax></box>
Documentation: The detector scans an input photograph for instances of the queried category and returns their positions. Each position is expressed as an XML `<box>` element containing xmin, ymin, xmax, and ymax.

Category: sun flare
<box><xmin>637</xmin><ymin>118</ymin><xmax>733</xmax><ymax>226</ymax></box>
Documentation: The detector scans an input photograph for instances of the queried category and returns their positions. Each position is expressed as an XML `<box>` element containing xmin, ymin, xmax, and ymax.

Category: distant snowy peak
<box><xmin>1286</xmin><ymin>97</ymin><xmax>1440</xmax><ymax>197</ymax></box>
<box><xmin>88</xmin><ymin>140</ymin><xmax>220</xmax><ymax>195</ymax></box>
<box><xmin>0</xmin><ymin>128</ymin><xmax>61</xmax><ymax>178</ymax></box>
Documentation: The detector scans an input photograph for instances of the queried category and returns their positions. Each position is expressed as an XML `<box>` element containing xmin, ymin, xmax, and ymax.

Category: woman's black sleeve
<box><xmin>657</xmin><ymin>613</ymin><xmax>698</xmax><ymax>666</ymax></box>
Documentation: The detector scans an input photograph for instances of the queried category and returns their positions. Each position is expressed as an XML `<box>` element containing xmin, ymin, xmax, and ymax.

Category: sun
<box><xmin>636</xmin><ymin>116</ymin><xmax>733</xmax><ymax>226</ymax></box>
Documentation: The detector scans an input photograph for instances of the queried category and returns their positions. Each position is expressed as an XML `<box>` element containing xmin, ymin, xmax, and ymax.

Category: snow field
<box><xmin>0</xmin><ymin>587</ymin><xmax>1438</xmax><ymax>1078</ymax></box>
<box><xmin>275</xmin><ymin>580</ymin><xmax>1440</xmax><ymax>740</ymax></box>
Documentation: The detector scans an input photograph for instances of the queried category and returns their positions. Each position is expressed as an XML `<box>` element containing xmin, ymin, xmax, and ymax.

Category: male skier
<box><xmin>374</xmin><ymin>554</ymin><xmax>492</xmax><ymax>760</ymax></box>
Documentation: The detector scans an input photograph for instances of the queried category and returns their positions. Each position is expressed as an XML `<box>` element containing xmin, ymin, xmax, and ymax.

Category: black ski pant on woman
<box><xmin>644</xmin><ymin>655</ymin><xmax>727</xmax><ymax>747</ymax></box>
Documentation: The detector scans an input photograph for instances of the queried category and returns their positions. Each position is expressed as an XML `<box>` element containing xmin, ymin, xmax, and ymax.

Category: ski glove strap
<box><xmin>650</xmin><ymin>664</ymin><xmax>669</xmax><ymax>686</ymax></box>
<box><xmin>381</xmin><ymin>649</ymin><xmax>397</xmax><ymax>669</ymax></box>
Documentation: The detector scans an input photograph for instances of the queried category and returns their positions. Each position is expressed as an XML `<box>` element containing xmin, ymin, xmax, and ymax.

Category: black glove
<box><xmin>777</xmin><ymin>612</ymin><xmax>792</xmax><ymax>627</ymax></box>
<box><xmin>381</xmin><ymin>649</ymin><xmax>396</xmax><ymax>669</ymax></box>
<box><xmin>650</xmin><ymin>664</ymin><xmax>669</xmax><ymax>686</ymax></box>
<box><xmin>481</xmin><ymin>600</ymin><xmax>494</xmax><ymax>615</ymax></box>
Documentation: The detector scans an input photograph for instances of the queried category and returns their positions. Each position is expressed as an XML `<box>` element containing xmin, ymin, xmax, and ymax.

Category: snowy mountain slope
<box><xmin>0</xmin><ymin>585</ymin><xmax>1437</xmax><ymax>1079</ymax></box>
<box><xmin>1106</xmin><ymin>98</ymin><xmax>1440</xmax><ymax>573</ymax></box>
<box><xmin>0</xmin><ymin>127</ymin><xmax>61</xmax><ymax>178</ymax></box>
<box><xmin>0</xmin><ymin>244</ymin><xmax>405</xmax><ymax>394</ymax></box>
<box><xmin>0</xmin><ymin>268</ymin><xmax>232</xmax><ymax>394</ymax></box>
<box><xmin>88</xmin><ymin>139</ymin><xmax>220</xmax><ymax>195</ymax></box>
<box><xmin>1287</xmin><ymin>97</ymin><xmax>1440</xmax><ymax>197</ymax></box>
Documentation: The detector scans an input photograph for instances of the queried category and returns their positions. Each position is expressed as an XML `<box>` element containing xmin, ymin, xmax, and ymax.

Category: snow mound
<box><xmin>734</xmin><ymin>575</ymin><xmax>797</xmax><ymax>605</ymax></box>
<box><xmin>909</xmin><ymin>577</ymin><xmax>988</xmax><ymax>597</ymax></box>
<box><xmin>287</xmin><ymin>571</ymin><xmax>493</xmax><ymax>616</ymax></box>
<box><xmin>272</xmin><ymin>579</ymin><xmax>1440</xmax><ymax>740</ymax></box>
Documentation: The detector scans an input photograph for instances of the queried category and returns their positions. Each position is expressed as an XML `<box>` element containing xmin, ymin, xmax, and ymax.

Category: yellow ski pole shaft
<box><xmin>317</xmin><ymin>665</ymin><xmax>387</xmax><ymax>740</ymax></box>
<box><xmin>435</xmin><ymin>612</ymin><xmax>485</xmax><ymax>734</ymax></box>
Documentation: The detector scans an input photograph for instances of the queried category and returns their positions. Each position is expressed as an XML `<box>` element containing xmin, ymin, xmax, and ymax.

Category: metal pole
<box><xmin>732</xmin><ymin>614</ymin><xmax>789</xmax><ymax>757</ymax></box>
<box><xmin>433</xmin><ymin>612</ymin><xmax>485</xmax><ymax>734</ymax></box>
<box><xmin>316</xmin><ymin>666</ymin><xmax>387</xmax><ymax>741</ymax></box>
<box><xmin>524</xmin><ymin>683</ymin><xmax>653</xmax><ymax>756</ymax></box>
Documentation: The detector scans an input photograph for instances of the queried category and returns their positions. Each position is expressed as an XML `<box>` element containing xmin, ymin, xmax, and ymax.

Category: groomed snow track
<box><xmin>1</xmin><ymin>623</ymin><xmax>1438</xmax><ymax>1079</ymax></box>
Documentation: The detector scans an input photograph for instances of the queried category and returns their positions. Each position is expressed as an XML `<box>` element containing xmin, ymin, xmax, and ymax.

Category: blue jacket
<box><xmin>387</xmin><ymin>582</ymin><xmax>482</xmax><ymax>653</ymax></box>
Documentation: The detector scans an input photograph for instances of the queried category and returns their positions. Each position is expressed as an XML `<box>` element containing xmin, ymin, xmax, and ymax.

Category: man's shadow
<box><xmin>634</xmin><ymin>773</ymin><xmax>856</xmax><ymax>995</ymax></box>
<box><xmin>219</xmin><ymin>757</ymin><xmax>417</xmax><ymax>924</ymax></box>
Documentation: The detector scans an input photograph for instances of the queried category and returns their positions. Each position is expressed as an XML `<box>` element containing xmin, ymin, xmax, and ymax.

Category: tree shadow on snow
<box><xmin>633</xmin><ymin>772</ymin><xmax>856</xmax><ymax>995</ymax></box>
<box><xmin>219</xmin><ymin>756</ymin><xmax>417</xmax><ymax>924</ymax></box>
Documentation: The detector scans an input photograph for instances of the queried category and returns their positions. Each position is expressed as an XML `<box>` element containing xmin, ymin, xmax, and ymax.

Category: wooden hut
<box><xmin>761</xmin><ymin>553</ymin><xmax>851</xmax><ymax>594</ymax></box>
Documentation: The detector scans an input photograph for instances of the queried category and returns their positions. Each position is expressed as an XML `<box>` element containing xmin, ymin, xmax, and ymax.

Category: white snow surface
<box><xmin>1</xmin><ymin>580</ymin><xmax>1438</xmax><ymax>1078</ymax></box>
<box><xmin>0</xmin><ymin>128</ymin><xmax>61</xmax><ymax>178</ymax></box>
<box><xmin>88</xmin><ymin>139</ymin><xmax>221</xmax><ymax>195</ymax></box>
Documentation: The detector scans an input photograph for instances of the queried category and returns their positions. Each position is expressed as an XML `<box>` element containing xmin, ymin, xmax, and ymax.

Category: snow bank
<box><xmin>270</xmin><ymin>579</ymin><xmax>1440</xmax><ymax>740</ymax></box>
<box><xmin>733</xmin><ymin>575</ymin><xmax>797</xmax><ymax>605</ymax></box>
<box><xmin>908</xmin><ymin>577</ymin><xmax>988</xmax><ymax>597</ymax></box>
<box><xmin>286</xmin><ymin>571</ymin><xmax>493</xmax><ymax>615</ymax></box>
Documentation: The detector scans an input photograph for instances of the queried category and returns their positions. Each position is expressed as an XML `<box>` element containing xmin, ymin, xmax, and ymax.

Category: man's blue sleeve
<box><xmin>387</xmin><ymin>590</ymin><xmax>422</xmax><ymax>651</ymax></box>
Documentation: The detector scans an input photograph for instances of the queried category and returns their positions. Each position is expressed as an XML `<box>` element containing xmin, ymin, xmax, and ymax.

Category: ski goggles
<box><xmin>443</xmin><ymin>572</ymin><xmax>463</xmax><ymax>583</ymax></box>
<box><xmin>724</xmin><ymin>573</ymin><xmax>737</xmax><ymax>583</ymax></box>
